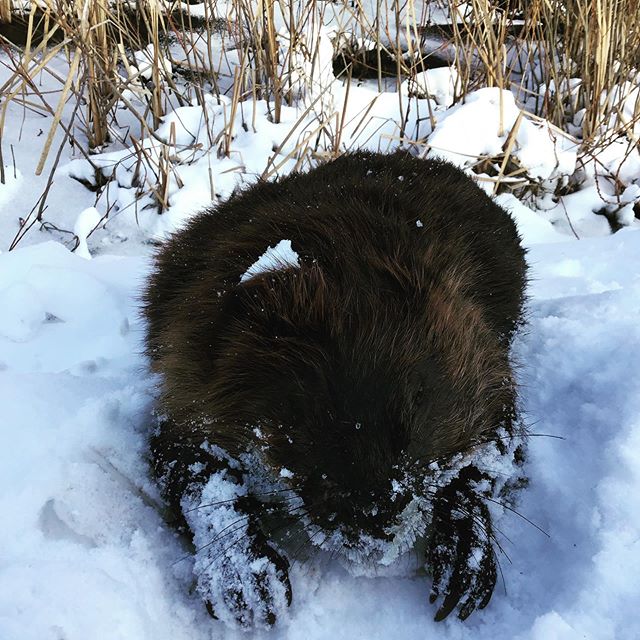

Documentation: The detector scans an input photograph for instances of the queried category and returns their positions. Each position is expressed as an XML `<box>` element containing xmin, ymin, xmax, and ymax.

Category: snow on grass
<box><xmin>402</xmin><ymin>66</ymin><xmax>459</xmax><ymax>107</ymax></box>
<box><xmin>427</xmin><ymin>88</ymin><xmax>577</xmax><ymax>182</ymax></box>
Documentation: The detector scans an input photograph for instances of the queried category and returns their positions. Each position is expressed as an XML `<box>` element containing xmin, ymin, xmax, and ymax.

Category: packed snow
<box><xmin>1</xmin><ymin>18</ymin><xmax>640</xmax><ymax>640</ymax></box>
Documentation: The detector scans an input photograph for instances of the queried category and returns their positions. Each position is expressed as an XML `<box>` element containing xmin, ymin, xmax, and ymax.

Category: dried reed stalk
<box><xmin>0</xmin><ymin>0</ymin><xmax>12</xmax><ymax>23</ymax></box>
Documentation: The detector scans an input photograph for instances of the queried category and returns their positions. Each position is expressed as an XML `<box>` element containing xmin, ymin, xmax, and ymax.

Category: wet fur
<box><xmin>143</xmin><ymin>150</ymin><xmax>527</xmax><ymax>624</ymax></box>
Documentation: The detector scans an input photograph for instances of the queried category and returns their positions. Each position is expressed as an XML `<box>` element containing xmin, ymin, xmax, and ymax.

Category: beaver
<box><xmin>143</xmin><ymin>150</ymin><xmax>528</xmax><ymax>628</ymax></box>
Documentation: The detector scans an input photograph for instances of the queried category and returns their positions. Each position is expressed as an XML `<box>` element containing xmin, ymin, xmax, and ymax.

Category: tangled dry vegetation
<box><xmin>1</xmin><ymin>0</ymin><xmax>640</xmax><ymax>244</ymax></box>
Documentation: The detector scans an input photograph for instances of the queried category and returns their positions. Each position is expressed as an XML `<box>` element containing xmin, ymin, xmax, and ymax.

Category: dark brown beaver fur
<box><xmin>143</xmin><ymin>150</ymin><xmax>527</xmax><ymax>628</ymax></box>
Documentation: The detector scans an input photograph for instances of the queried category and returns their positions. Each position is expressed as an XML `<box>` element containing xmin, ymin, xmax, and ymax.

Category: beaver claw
<box><xmin>199</xmin><ymin>532</ymin><xmax>292</xmax><ymax>628</ymax></box>
<box><xmin>426</xmin><ymin>468</ymin><xmax>498</xmax><ymax>621</ymax></box>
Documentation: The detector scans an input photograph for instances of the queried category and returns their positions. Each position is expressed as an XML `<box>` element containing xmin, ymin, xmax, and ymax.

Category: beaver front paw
<box><xmin>426</xmin><ymin>469</ymin><xmax>498</xmax><ymax>621</ymax></box>
<box><xmin>198</xmin><ymin>533</ymin><xmax>292</xmax><ymax>628</ymax></box>
<box><xmin>182</xmin><ymin>475</ymin><xmax>292</xmax><ymax>628</ymax></box>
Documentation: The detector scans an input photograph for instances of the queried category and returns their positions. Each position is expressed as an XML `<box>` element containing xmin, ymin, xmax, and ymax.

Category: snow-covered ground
<box><xmin>1</xmin><ymin>24</ymin><xmax>640</xmax><ymax>640</ymax></box>
<box><xmin>2</xmin><ymin>218</ymin><xmax>638</xmax><ymax>640</ymax></box>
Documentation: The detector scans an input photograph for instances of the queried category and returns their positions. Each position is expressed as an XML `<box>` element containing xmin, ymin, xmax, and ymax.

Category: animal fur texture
<box><xmin>143</xmin><ymin>150</ymin><xmax>528</xmax><ymax>628</ymax></box>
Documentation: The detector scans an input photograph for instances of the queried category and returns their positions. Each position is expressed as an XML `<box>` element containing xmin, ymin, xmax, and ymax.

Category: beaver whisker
<box><xmin>481</xmin><ymin>495</ymin><xmax>549</xmax><ymax>538</ymax></box>
<box><xmin>506</xmin><ymin>431</ymin><xmax>563</xmax><ymax>440</ymax></box>
<box><xmin>425</xmin><ymin>481</ymin><xmax>534</xmax><ymax>566</ymax></box>
<box><xmin>495</xmin><ymin>553</ymin><xmax>508</xmax><ymax>596</ymax></box>
<box><xmin>188</xmin><ymin>501</ymin><xmax>311</xmax><ymax>564</ymax></box>
<box><xmin>472</xmin><ymin>509</ymin><xmax>515</xmax><ymax>549</ymax></box>
<box><xmin>200</xmin><ymin>507</ymin><xmax>314</xmax><ymax>577</ymax></box>
<box><xmin>420</xmin><ymin>476</ymin><xmax>542</xmax><ymax>540</ymax></box>
<box><xmin>184</xmin><ymin>487</ymin><xmax>299</xmax><ymax>513</ymax></box>
<box><xmin>290</xmin><ymin>526</ymin><xmax>326</xmax><ymax>565</ymax></box>
<box><xmin>475</xmin><ymin>431</ymin><xmax>564</xmax><ymax>446</ymax></box>
<box><xmin>455</xmin><ymin>504</ymin><xmax>513</xmax><ymax>562</ymax></box>
<box><xmin>417</xmin><ymin>483</ymin><xmax>512</xmax><ymax>558</ymax></box>
<box><xmin>203</xmin><ymin>531</ymin><xmax>254</xmax><ymax>572</ymax></box>
<box><xmin>169</xmin><ymin>516</ymin><xmax>256</xmax><ymax>567</ymax></box>
<box><xmin>170</xmin><ymin>516</ymin><xmax>253</xmax><ymax>566</ymax></box>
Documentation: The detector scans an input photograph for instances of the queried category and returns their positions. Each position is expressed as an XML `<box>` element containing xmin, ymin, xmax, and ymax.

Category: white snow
<box><xmin>240</xmin><ymin>239</ymin><xmax>301</xmax><ymax>283</ymax></box>
<box><xmin>73</xmin><ymin>207</ymin><xmax>103</xmax><ymax>259</ymax></box>
<box><xmin>402</xmin><ymin>67</ymin><xmax>460</xmax><ymax>107</ymax></box>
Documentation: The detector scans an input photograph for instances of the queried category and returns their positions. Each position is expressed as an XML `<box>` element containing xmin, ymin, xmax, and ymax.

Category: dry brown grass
<box><xmin>450</xmin><ymin>0</ymin><xmax>640</xmax><ymax>141</ymax></box>
<box><xmin>1</xmin><ymin>0</ymin><xmax>639</xmax><ymax>244</ymax></box>
<box><xmin>2</xmin><ymin>0</ymin><xmax>638</xmax><ymax>151</ymax></box>
<box><xmin>0</xmin><ymin>0</ymin><xmax>12</xmax><ymax>24</ymax></box>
